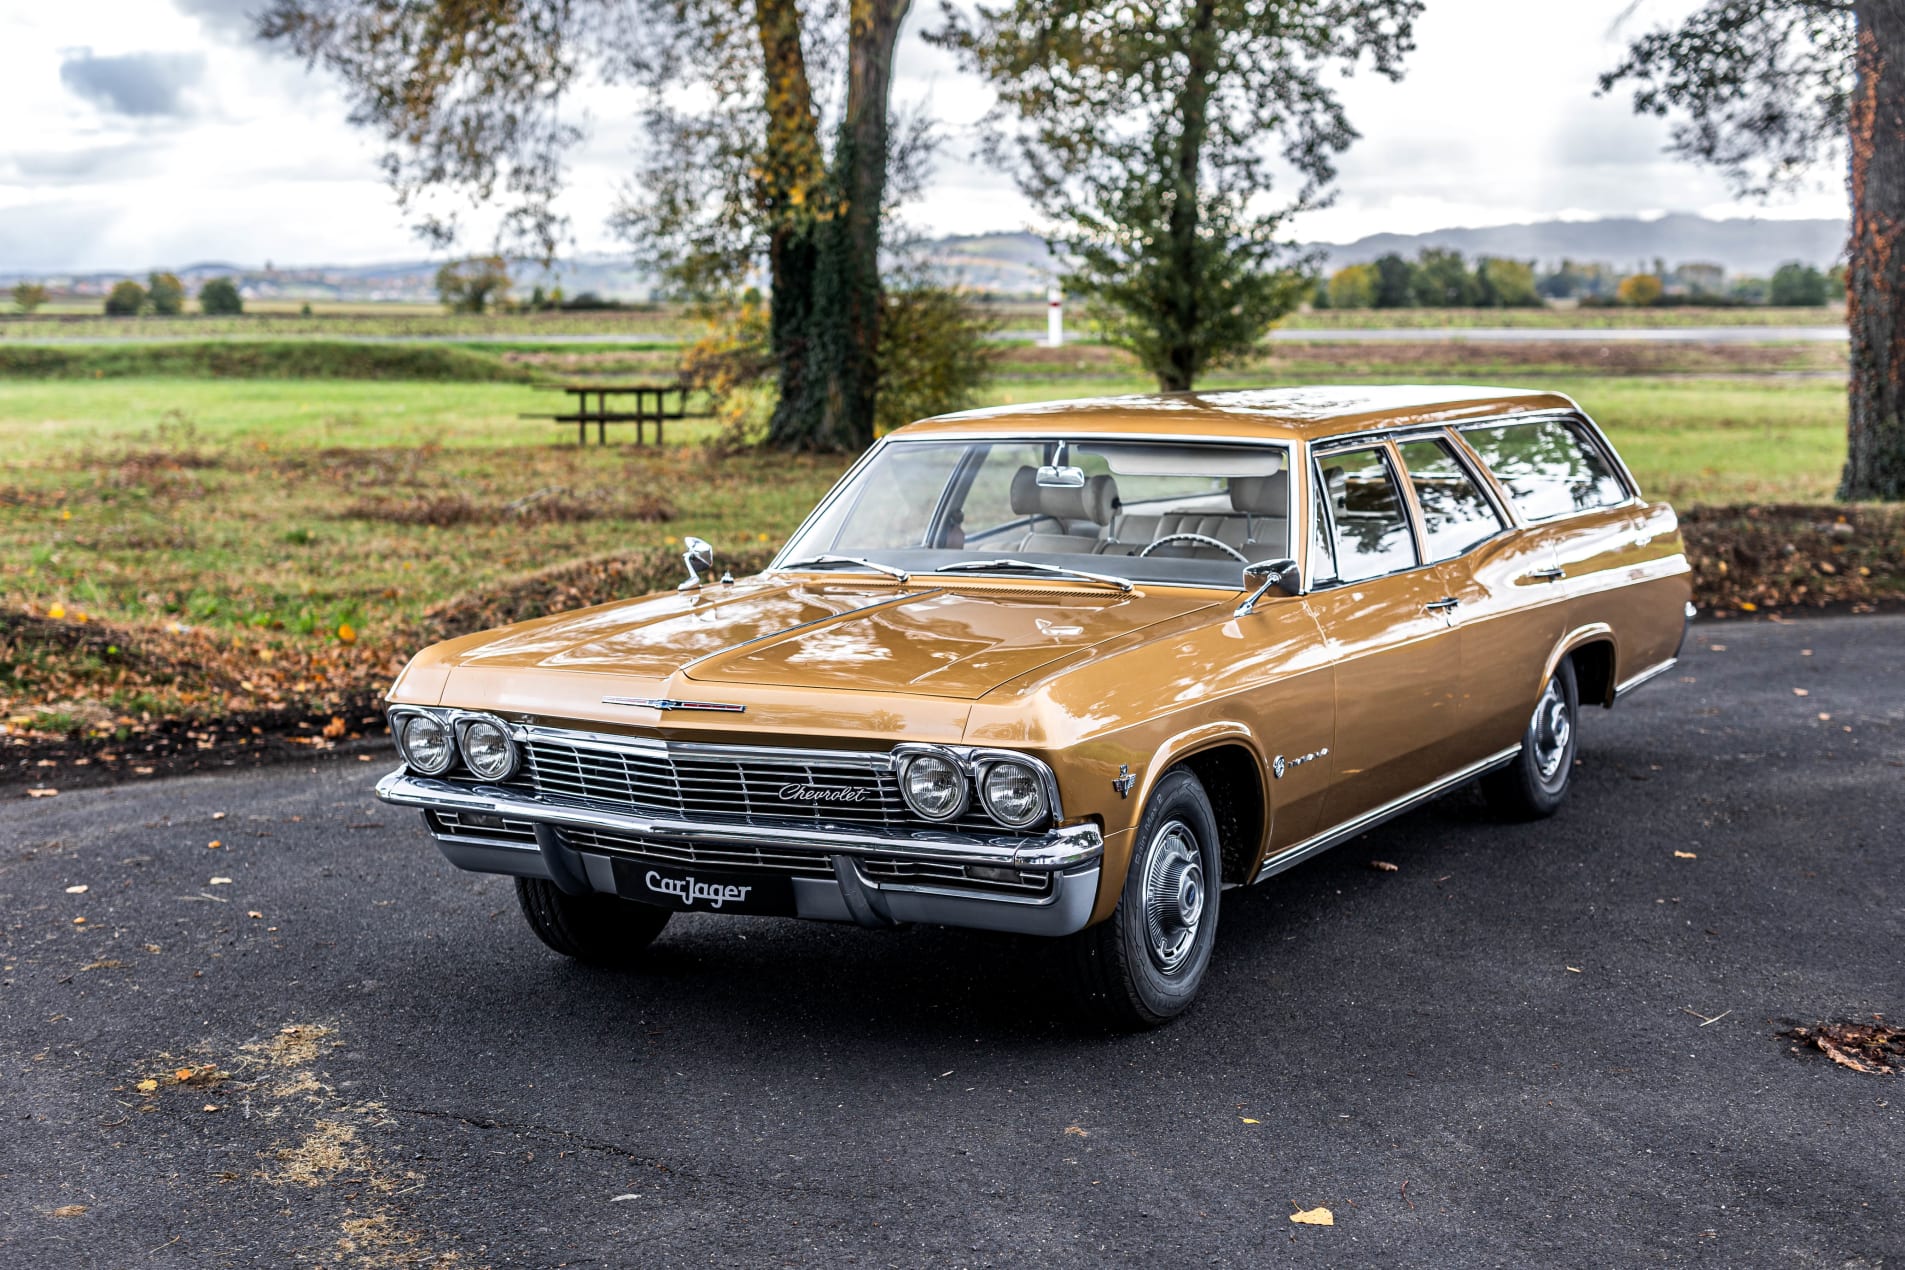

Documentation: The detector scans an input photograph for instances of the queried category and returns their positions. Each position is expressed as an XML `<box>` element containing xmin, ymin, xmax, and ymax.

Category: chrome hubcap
<box><xmin>1532</xmin><ymin>676</ymin><xmax>1573</xmax><ymax>782</ymax></box>
<box><xmin>1141</xmin><ymin>820</ymin><xmax>1204</xmax><ymax>972</ymax></box>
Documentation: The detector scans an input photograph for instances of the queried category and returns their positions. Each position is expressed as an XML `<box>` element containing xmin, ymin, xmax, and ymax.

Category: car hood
<box><xmin>427</xmin><ymin>576</ymin><xmax>1220</xmax><ymax>701</ymax></box>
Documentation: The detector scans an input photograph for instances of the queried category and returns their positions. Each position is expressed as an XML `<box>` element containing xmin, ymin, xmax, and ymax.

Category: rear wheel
<box><xmin>1065</xmin><ymin>768</ymin><xmax>1221</xmax><ymax>1029</ymax></box>
<box><xmin>515</xmin><ymin>878</ymin><xmax>671</xmax><ymax>967</ymax></box>
<box><xmin>1482</xmin><ymin>657</ymin><xmax>1579</xmax><ymax>820</ymax></box>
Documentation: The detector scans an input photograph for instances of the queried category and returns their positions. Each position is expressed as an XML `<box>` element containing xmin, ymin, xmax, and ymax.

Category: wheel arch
<box><xmin>1544</xmin><ymin>624</ymin><xmax>1620</xmax><ymax>709</ymax></box>
<box><xmin>1134</xmin><ymin>724</ymin><xmax>1270</xmax><ymax>891</ymax></box>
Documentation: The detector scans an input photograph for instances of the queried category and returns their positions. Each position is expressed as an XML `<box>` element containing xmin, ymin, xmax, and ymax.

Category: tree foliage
<box><xmin>104</xmin><ymin>280</ymin><xmax>146</xmax><ymax>316</ymax></box>
<box><xmin>199</xmin><ymin>277</ymin><xmax>245</xmax><ymax>315</ymax></box>
<box><xmin>1616</xmin><ymin>273</ymin><xmax>1664</xmax><ymax>307</ymax></box>
<box><xmin>147</xmin><ymin>272</ymin><xmax>186</xmax><ymax>317</ymax></box>
<box><xmin>11</xmin><ymin>282</ymin><xmax>48</xmax><ymax>313</ymax></box>
<box><xmin>934</xmin><ymin>0</ymin><xmax>1421</xmax><ymax>391</ymax></box>
<box><xmin>435</xmin><ymin>256</ymin><xmax>511</xmax><ymax>314</ymax></box>
<box><xmin>1769</xmin><ymin>260</ymin><xmax>1831</xmax><ymax>305</ymax></box>
<box><xmin>1599</xmin><ymin>0</ymin><xmax>1854</xmax><ymax>198</ymax></box>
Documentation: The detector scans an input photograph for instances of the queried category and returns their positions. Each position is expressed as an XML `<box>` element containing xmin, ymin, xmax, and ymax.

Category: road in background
<box><xmin>1</xmin><ymin>615</ymin><xmax>1898</xmax><ymax>1265</ymax></box>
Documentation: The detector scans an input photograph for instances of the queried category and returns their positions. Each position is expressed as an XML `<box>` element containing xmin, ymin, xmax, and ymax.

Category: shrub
<box><xmin>1327</xmin><ymin>264</ymin><xmax>1377</xmax><ymax>309</ymax></box>
<box><xmin>1616</xmin><ymin>273</ymin><xmax>1664</xmax><ymax>307</ymax></box>
<box><xmin>148</xmin><ymin>272</ymin><xmax>186</xmax><ymax>316</ymax></box>
<box><xmin>199</xmin><ymin>277</ymin><xmax>244</xmax><ymax>315</ymax></box>
<box><xmin>875</xmin><ymin>279</ymin><xmax>1002</xmax><ymax>434</ymax></box>
<box><xmin>104</xmin><ymin>280</ymin><xmax>147</xmax><ymax>316</ymax></box>
<box><xmin>435</xmin><ymin>256</ymin><xmax>510</xmax><ymax>314</ymax></box>
<box><xmin>11</xmin><ymin>282</ymin><xmax>48</xmax><ymax>313</ymax></box>
<box><xmin>1769</xmin><ymin>261</ymin><xmax>1829</xmax><ymax>307</ymax></box>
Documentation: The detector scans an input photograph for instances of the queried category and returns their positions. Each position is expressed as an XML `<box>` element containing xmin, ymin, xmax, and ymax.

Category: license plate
<box><xmin>611</xmin><ymin>859</ymin><xmax>798</xmax><ymax>916</ymax></box>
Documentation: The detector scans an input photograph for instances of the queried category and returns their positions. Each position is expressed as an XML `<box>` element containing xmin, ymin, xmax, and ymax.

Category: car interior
<box><xmin>973</xmin><ymin>464</ymin><xmax>1293</xmax><ymax>562</ymax></box>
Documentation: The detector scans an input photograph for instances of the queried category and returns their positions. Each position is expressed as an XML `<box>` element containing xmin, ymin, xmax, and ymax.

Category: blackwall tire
<box><xmin>1065</xmin><ymin>767</ymin><xmax>1222</xmax><ymax>1029</ymax></box>
<box><xmin>1482</xmin><ymin>656</ymin><xmax>1580</xmax><ymax>820</ymax></box>
<box><xmin>515</xmin><ymin>878</ymin><xmax>672</xmax><ymax>967</ymax></box>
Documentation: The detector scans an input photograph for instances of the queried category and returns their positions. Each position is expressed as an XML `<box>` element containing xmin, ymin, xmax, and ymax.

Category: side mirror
<box><xmin>1235</xmin><ymin>557</ymin><xmax>1298</xmax><ymax>616</ymax></box>
<box><xmin>679</xmin><ymin>536</ymin><xmax>715</xmax><ymax>590</ymax></box>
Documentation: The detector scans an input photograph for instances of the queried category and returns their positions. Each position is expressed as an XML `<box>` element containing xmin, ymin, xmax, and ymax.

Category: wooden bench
<box><xmin>528</xmin><ymin>383</ymin><xmax>711</xmax><ymax>445</ymax></box>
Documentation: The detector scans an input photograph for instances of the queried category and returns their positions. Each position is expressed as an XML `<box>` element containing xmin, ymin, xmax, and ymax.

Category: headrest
<box><xmin>1009</xmin><ymin>466</ymin><xmax>1119</xmax><ymax>525</ymax></box>
<box><xmin>1228</xmin><ymin>472</ymin><xmax>1288</xmax><ymax>516</ymax></box>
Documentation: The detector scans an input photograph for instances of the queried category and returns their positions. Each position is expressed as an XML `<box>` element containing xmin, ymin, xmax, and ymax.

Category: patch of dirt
<box><xmin>1780</xmin><ymin>1018</ymin><xmax>1904</xmax><ymax>1075</ymax></box>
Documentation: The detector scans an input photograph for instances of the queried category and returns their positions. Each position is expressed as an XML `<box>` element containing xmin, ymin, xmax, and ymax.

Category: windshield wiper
<box><xmin>776</xmin><ymin>554</ymin><xmax>911</xmax><ymax>582</ymax></box>
<box><xmin>931</xmin><ymin>558</ymin><xmax>1133</xmax><ymax>593</ymax></box>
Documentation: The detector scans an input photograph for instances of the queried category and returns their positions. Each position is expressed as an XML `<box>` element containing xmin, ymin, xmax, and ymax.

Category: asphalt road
<box><xmin>2</xmin><ymin>615</ymin><xmax>1899</xmax><ymax>1267</ymax></box>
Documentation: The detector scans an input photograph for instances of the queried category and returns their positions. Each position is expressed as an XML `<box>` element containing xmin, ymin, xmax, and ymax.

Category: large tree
<box><xmin>1601</xmin><ymin>0</ymin><xmax>1903</xmax><ymax>501</ymax></box>
<box><xmin>934</xmin><ymin>0</ymin><xmax>1421</xmax><ymax>392</ymax></box>
<box><xmin>261</xmin><ymin>0</ymin><xmax>912</xmax><ymax>451</ymax></box>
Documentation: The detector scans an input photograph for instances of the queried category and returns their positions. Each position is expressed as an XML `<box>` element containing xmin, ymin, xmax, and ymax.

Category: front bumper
<box><xmin>374</xmin><ymin>768</ymin><xmax>1104</xmax><ymax>937</ymax></box>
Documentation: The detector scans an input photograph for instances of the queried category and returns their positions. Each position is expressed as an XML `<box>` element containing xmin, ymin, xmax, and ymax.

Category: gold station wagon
<box><xmin>377</xmin><ymin>386</ymin><xmax>1693</xmax><ymax>1026</ymax></box>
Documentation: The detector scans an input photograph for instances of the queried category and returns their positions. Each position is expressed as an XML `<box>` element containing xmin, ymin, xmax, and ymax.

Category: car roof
<box><xmin>893</xmin><ymin>384</ymin><xmax>1580</xmax><ymax>443</ymax></box>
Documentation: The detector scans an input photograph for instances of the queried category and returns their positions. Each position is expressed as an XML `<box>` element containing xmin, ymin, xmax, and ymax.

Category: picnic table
<box><xmin>529</xmin><ymin>383</ymin><xmax>710</xmax><ymax>445</ymax></box>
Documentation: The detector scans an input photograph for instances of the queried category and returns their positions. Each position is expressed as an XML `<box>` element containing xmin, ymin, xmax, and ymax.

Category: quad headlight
<box><xmin>899</xmin><ymin>752</ymin><xmax>968</xmax><ymax>821</ymax></box>
<box><xmin>979</xmin><ymin>759</ymin><xmax>1048</xmax><ymax>828</ymax></box>
<box><xmin>395</xmin><ymin>712</ymin><xmax>453</xmax><ymax>775</ymax></box>
<box><xmin>458</xmin><ymin>716</ymin><xmax>517</xmax><ymax>780</ymax></box>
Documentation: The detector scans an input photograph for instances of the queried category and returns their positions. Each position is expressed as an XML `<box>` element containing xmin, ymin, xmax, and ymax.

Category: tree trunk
<box><xmin>754</xmin><ymin>0</ymin><xmax>826</xmax><ymax>447</ymax></box>
<box><xmin>1157</xmin><ymin>0</ymin><xmax>1219</xmax><ymax>393</ymax></box>
<box><xmin>783</xmin><ymin>0</ymin><xmax>912</xmax><ymax>451</ymax></box>
<box><xmin>1844</xmin><ymin>0</ymin><xmax>1905</xmax><ymax>501</ymax></box>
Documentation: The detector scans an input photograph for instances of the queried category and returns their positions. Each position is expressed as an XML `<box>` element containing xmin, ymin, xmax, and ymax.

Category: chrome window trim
<box><xmin>1305</xmin><ymin>438</ymin><xmax>1425</xmax><ymax>590</ymax></box>
<box><xmin>1389</xmin><ymin>429</ymin><xmax>1516</xmax><ymax>565</ymax></box>
<box><xmin>1455</xmin><ymin>411</ymin><xmax>1644</xmax><ymax>525</ymax></box>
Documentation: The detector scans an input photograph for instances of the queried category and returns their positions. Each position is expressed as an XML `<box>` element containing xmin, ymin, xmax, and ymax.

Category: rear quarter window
<box><xmin>1462</xmin><ymin>417</ymin><xmax>1629</xmax><ymax>521</ymax></box>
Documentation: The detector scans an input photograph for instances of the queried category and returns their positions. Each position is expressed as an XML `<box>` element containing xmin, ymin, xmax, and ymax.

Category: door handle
<box><xmin>1424</xmin><ymin>597</ymin><xmax>1460</xmax><ymax>612</ymax></box>
<box><xmin>1525</xmin><ymin>566</ymin><xmax>1566</xmax><ymax>581</ymax></box>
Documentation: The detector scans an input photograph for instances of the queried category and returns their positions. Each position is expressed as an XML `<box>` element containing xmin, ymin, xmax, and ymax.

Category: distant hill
<box><xmin>1</xmin><ymin>214</ymin><xmax>1848</xmax><ymax>300</ymax></box>
<box><xmin>1315</xmin><ymin>213</ymin><xmax>1846</xmax><ymax>278</ymax></box>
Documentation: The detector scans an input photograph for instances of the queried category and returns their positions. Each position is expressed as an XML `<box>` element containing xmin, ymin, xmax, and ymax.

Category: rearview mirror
<box><xmin>679</xmin><ymin>535</ymin><xmax>715</xmax><ymax>590</ymax></box>
<box><xmin>1035</xmin><ymin>464</ymin><xmax>1087</xmax><ymax>489</ymax></box>
<box><xmin>1236</xmin><ymin>556</ymin><xmax>1299</xmax><ymax>616</ymax></box>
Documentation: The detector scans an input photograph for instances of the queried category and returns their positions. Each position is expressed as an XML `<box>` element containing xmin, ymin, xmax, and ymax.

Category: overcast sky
<box><xmin>0</xmin><ymin>0</ymin><xmax>1848</xmax><ymax>273</ymax></box>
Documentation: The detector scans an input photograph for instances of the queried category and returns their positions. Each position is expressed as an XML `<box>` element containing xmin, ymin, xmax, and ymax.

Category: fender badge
<box><xmin>1272</xmin><ymin>748</ymin><xmax>1328</xmax><ymax>779</ymax></box>
<box><xmin>1112</xmin><ymin>764</ymin><xmax>1136</xmax><ymax>798</ymax></box>
<box><xmin>602</xmin><ymin>697</ymin><xmax>746</xmax><ymax>713</ymax></box>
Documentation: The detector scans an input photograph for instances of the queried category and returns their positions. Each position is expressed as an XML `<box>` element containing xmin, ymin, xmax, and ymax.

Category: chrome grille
<box><xmin>521</xmin><ymin>732</ymin><xmax>906</xmax><ymax>829</ymax></box>
<box><xmin>557</xmin><ymin>825</ymin><xmax>834</xmax><ymax>876</ymax></box>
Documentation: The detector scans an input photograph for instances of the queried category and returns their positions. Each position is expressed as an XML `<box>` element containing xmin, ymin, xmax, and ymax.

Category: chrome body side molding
<box><xmin>1251</xmin><ymin>745</ymin><xmax>1521</xmax><ymax>885</ymax></box>
<box><xmin>1613</xmin><ymin>658</ymin><xmax>1677</xmax><ymax>701</ymax></box>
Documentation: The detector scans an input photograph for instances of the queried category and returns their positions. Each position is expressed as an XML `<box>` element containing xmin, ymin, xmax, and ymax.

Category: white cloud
<box><xmin>0</xmin><ymin>0</ymin><xmax>1851</xmax><ymax>273</ymax></box>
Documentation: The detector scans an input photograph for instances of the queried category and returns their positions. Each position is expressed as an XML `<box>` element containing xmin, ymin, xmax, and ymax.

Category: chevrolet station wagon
<box><xmin>377</xmin><ymin>386</ymin><xmax>1693</xmax><ymax>1026</ymax></box>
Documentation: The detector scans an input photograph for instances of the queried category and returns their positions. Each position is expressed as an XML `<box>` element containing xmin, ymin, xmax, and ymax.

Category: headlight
<box><xmin>396</xmin><ymin>713</ymin><xmax>453</xmax><ymax>775</ymax></box>
<box><xmin>459</xmin><ymin>717</ymin><xmax>516</xmax><ymax>780</ymax></box>
<box><xmin>979</xmin><ymin>759</ymin><xmax>1047</xmax><ymax>828</ymax></box>
<box><xmin>900</xmin><ymin>752</ymin><xmax>967</xmax><ymax>821</ymax></box>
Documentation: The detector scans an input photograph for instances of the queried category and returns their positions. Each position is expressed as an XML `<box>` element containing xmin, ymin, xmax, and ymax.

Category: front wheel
<box><xmin>516</xmin><ymin>878</ymin><xmax>672</xmax><ymax>967</ymax></box>
<box><xmin>1064</xmin><ymin>767</ymin><xmax>1222</xmax><ymax>1029</ymax></box>
<box><xmin>1482</xmin><ymin>657</ymin><xmax>1579</xmax><ymax>820</ymax></box>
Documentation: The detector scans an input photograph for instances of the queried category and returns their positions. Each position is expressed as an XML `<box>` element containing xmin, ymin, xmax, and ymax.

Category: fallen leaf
<box><xmin>322</xmin><ymin>715</ymin><xmax>347</xmax><ymax>739</ymax></box>
<box><xmin>135</xmin><ymin>1079</ymin><xmax>158</xmax><ymax>1093</ymax></box>
<box><xmin>207</xmin><ymin>840</ymin><xmax>222</xmax><ymax>850</ymax></box>
<box><xmin>49</xmin><ymin>1204</ymin><xmax>87</xmax><ymax>1219</ymax></box>
<box><xmin>1674</xmin><ymin>850</ymin><xmax>1697</xmax><ymax>860</ymax></box>
<box><xmin>336</xmin><ymin>622</ymin><xmax>357</xmax><ymax>644</ymax></box>
<box><xmin>1241</xmin><ymin>1117</ymin><xmax>1261</xmax><ymax>1124</ymax></box>
<box><xmin>1792</xmin><ymin>687</ymin><xmax>1810</xmax><ymax>697</ymax></box>
<box><xmin>1565</xmin><ymin>966</ymin><xmax>1582</xmax><ymax>973</ymax></box>
<box><xmin>27</xmin><ymin>788</ymin><xmax>59</xmax><ymax>798</ymax></box>
<box><xmin>202</xmin><ymin>1103</ymin><xmax>220</xmax><ymax>1113</ymax></box>
<box><xmin>1063</xmin><ymin>1124</ymin><xmax>1090</xmax><ymax>1138</ymax></box>
<box><xmin>209</xmin><ymin>877</ymin><xmax>233</xmax><ymax>885</ymax></box>
<box><xmin>64</xmin><ymin>885</ymin><xmax>88</xmax><ymax>894</ymax></box>
<box><xmin>212</xmin><ymin>811</ymin><xmax>227</xmax><ymax>820</ymax></box>
<box><xmin>610</xmin><ymin>1194</ymin><xmax>641</xmax><ymax>1202</ymax></box>
<box><xmin>1290</xmin><ymin>1206</ymin><xmax>1334</xmax><ymax>1226</ymax></box>
<box><xmin>247</xmin><ymin>911</ymin><xmax>263</xmax><ymax>919</ymax></box>
<box><xmin>175</xmin><ymin>1068</ymin><xmax>194</xmax><ymax>1082</ymax></box>
<box><xmin>71</xmin><ymin>916</ymin><xmax>86</xmax><ymax>925</ymax></box>
<box><xmin>1369</xmin><ymin>860</ymin><xmax>1399</xmax><ymax>873</ymax></box>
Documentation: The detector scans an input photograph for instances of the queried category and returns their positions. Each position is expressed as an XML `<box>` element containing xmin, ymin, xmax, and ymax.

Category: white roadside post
<box><xmin>1046</xmin><ymin>286</ymin><xmax>1063</xmax><ymax>348</ymax></box>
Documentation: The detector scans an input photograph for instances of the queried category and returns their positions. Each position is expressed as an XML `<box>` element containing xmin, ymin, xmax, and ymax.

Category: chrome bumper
<box><xmin>374</xmin><ymin>768</ymin><xmax>1104</xmax><ymax>937</ymax></box>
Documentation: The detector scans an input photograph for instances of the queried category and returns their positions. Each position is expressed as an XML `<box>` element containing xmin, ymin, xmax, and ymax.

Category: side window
<box><xmin>1314</xmin><ymin>446</ymin><xmax>1418</xmax><ymax>584</ymax></box>
<box><xmin>1462</xmin><ymin>417</ymin><xmax>1628</xmax><ymax>521</ymax></box>
<box><xmin>1395</xmin><ymin>437</ymin><xmax>1506</xmax><ymax>562</ymax></box>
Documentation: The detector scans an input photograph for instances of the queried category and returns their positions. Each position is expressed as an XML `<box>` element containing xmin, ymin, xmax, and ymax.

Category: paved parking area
<box><xmin>1</xmin><ymin>615</ymin><xmax>1899</xmax><ymax>1266</ymax></box>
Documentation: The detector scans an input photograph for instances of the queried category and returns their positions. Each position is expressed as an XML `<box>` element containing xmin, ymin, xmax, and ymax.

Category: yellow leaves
<box><xmin>322</xmin><ymin>715</ymin><xmax>347</xmax><ymax>739</ymax></box>
<box><xmin>1240</xmin><ymin>1117</ymin><xmax>1260</xmax><ymax>1124</ymax></box>
<box><xmin>207</xmin><ymin>840</ymin><xmax>222</xmax><ymax>850</ymax></box>
<box><xmin>135</xmin><ymin>1079</ymin><xmax>159</xmax><ymax>1093</ymax></box>
<box><xmin>336</xmin><ymin>622</ymin><xmax>357</xmax><ymax>645</ymax></box>
<box><xmin>1674</xmin><ymin>850</ymin><xmax>1697</xmax><ymax>859</ymax></box>
<box><xmin>175</xmin><ymin>1067</ymin><xmax>195</xmax><ymax>1082</ymax></box>
<box><xmin>47</xmin><ymin>603</ymin><xmax>66</xmax><ymax>619</ymax></box>
<box><xmin>71</xmin><ymin>916</ymin><xmax>86</xmax><ymax>925</ymax></box>
<box><xmin>1290</xmin><ymin>1206</ymin><xmax>1334</xmax><ymax>1226</ymax></box>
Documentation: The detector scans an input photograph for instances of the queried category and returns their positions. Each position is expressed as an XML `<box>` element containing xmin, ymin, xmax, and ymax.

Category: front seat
<box><xmin>1007</xmin><ymin>466</ymin><xmax>1119</xmax><ymax>553</ymax></box>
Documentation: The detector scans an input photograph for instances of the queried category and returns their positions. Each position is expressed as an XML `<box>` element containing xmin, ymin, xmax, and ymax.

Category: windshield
<box><xmin>778</xmin><ymin>438</ymin><xmax>1293</xmax><ymax>587</ymax></box>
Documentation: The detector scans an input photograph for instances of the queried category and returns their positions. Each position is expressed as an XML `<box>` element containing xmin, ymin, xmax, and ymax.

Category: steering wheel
<box><xmin>1137</xmin><ymin>533</ymin><xmax>1249</xmax><ymax>563</ymax></box>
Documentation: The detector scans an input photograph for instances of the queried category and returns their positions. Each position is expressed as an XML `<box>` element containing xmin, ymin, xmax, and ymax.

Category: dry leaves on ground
<box><xmin>1781</xmin><ymin>1019</ymin><xmax>1904</xmax><ymax>1075</ymax></box>
<box><xmin>1290</xmin><ymin>1206</ymin><xmax>1334</xmax><ymax>1226</ymax></box>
